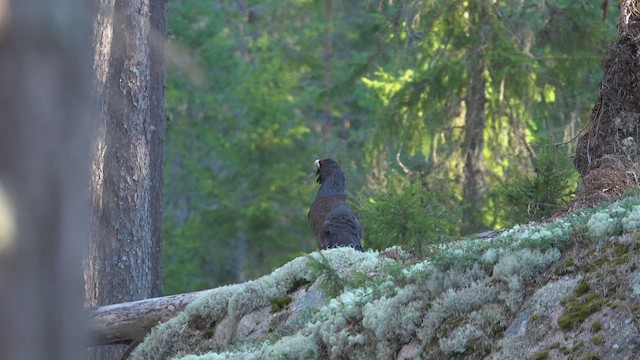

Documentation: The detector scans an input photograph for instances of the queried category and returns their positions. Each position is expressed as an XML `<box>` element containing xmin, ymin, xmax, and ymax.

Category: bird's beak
<box><xmin>314</xmin><ymin>159</ymin><xmax>321</xmax><ymax>169</ymax></box>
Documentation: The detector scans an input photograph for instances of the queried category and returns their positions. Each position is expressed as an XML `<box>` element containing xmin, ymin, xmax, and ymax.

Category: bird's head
<box><xmin>314</xmin><ymin>159</ymin><xmax>345</xmax><ymax>188</ymax></box>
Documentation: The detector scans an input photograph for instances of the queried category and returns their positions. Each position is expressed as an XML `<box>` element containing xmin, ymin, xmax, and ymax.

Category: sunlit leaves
<box><xmin>358</xmin><ymin>0</ymin><xmax>614</xmax><ymax>231</ymax></box>
<box><xmin>361</xmin><ymin>68</ymin><xmax>415</xmax><ymax>106</ymax></box>
<box><xmin>163</xmin><ymin>0</ymin><xmax>618</xmax><ymax>292</ymax></box>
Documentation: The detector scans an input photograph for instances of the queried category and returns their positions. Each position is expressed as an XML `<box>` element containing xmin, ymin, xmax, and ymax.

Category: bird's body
<box><xmin>308</xmin><ymin>159</ymin><xmax>364</xmax><ymax>251</ymax></box>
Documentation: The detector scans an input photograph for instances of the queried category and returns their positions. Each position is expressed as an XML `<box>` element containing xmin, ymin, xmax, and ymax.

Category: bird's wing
<box><xmin>309</xmin><ymin>195</ymin><xmax>347</xmax><ymax>249</ymax></box>
<box><xmin>321</xmin><ymin>202</ymin><xmax>364</xmax><ymax>251</ymax></box>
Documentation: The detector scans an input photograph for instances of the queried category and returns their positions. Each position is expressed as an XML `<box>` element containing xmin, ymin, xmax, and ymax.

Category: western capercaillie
<box><xmin>308</xmin><ymin>159</ymin><xmax>364</xmax><ymax>251</ymax></box>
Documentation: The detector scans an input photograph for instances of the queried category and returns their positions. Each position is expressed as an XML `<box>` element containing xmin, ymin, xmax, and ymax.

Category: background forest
<box><xmin>163</xmin><ymin>0</ymin><xmax>617</xmax><ymax>294</ymax></box>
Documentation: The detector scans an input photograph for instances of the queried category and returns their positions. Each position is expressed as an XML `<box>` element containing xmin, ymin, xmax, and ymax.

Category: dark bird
<box><xmin>308</xmin><ymin>159</ymin><xmax>364</xmax><ymax>251</ymax></box>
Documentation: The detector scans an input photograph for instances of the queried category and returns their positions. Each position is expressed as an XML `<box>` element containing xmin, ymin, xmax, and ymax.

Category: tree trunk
<box><xmin>574</xmin><ymin>0</ymin><xmax>640</xmax><ymax>202</ymax></box>
<box><xmin>86</xmin><ymin>0</ymin><xmax>166</xmax><ymax>358</ymax></box>
<box><xmin>0</xmin><ymin>0</ymin><xmax>93</xmax><ymax>359</ymax></box>
<box><xmin>462</xmin><ymin>2</ymin><xmax>488</xmax><ymax>234</ymax></box>
<box><xmin>320</xmin><ymin>0</ymin><xmax>334</xmax><ymax>138</ymax></box>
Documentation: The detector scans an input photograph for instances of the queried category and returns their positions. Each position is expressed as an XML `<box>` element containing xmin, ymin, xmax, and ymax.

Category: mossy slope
<box><xmin>132</xmin><ymin>196</ymin><xmax>640</xmax><ymax>359</ymax></box>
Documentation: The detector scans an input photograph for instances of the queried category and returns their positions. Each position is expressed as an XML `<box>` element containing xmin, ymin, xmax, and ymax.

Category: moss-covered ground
<box><xmin>131</xmin><ymin>196</ymin><xmax>640</xmax><ymax>359</ymax></box>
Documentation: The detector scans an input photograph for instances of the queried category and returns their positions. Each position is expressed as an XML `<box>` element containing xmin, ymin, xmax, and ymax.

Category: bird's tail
<box><xmin>323</xmin><ymin>233</ymin><xmax>364</xmax><ymax>252</ymax></box>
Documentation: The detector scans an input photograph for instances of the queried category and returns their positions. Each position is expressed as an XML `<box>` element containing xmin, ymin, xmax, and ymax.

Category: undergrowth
<box><xmin>357</xmin><ymin>172</ymin><xmax>460</xmax><ymax>258</ymax></box>
<box><xmin>498</xmin><ymin>138</ymin><xmax>577</xmax><ymax>225</ymax></box>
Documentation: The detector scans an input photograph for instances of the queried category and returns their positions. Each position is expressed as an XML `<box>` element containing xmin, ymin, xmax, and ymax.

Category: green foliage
<box><xmin>306</xmin><ymin>252</ymin><xmax>347</xmax><ymax>299</ymax></box>
<box><xmin>162</xmin><ymin>0</ymin><xmax>618</xmax><ymax>293</ymax></box>
<box><xmin>498</xmin><ymin>138</ymin><xmax>577</xmax><ymax>225</ymax></box>
<box><xmin>357</xmin><ymin>172</ymin><xmax>459</xmax><ymax>258</ymax></box>
<box><xmin>305</xmin><ymin>251</ymin><xmax>384</xmax><ymax>300</ymax></box>
<box><xmin>163</xmin><ymin>0</ymin><xmax>327</xmax><ymax>293</ymax></box>
<box><xmin>359</xmin><ymin>1</ymin><xmax>614</xmax><ymax>232</ymax></box>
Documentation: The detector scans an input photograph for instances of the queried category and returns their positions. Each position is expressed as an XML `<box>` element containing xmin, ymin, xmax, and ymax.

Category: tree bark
<box><xmin>321</xmin><ymin>0</ymin><xmax>334</xmax><ymax>137</ymax></box>
<box><xmin>88</xmin><ymin>290</ymin><xmax>211</xmax><ymax>345</ymax></box>
<box><xmin>86</xmin><ymin>0</ymin><xmax>166</xmax><ymax>358</ymax></box>
<box><xmin>462</xmin><ymin>2</ymin><xmax>488</xmax><ymax>234</ymax></box>
<box><xmin>0</xmin><ymin>0</ymin><xmax>93</xmax><ymax>359</ymax></box>
<box><xmin>574</xmin><ymin>1</ymin><xmax>640</xmax><ymax>201</ymax></box>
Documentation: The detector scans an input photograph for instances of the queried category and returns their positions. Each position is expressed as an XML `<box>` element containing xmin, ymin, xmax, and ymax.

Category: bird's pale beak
<box><xmin>314</xmin><ymin>159</ymin><xmax>321</xmax><ymax>169</ymax></box>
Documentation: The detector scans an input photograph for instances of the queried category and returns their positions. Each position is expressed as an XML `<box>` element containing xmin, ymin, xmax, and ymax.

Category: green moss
<box><xmin>590</xmin><ymin>320</ymin><xmax>602</xmax><ymax>332</ymax></box>
<box><xmin>556</xmin><ymin>258</ymin><xmax>576</xmax><ymax>276</ymax></box>
<box><xmin>533</xmin><ymin>350</ymin><xmax>549</xmax><ymax>360</ymax></box>
<box><xmin>565</xmin><ymin>258</ymin><xmax>575</xmax><ymax>267</ymax></box>
<box><xmin>574</xmin><ymin>280</ymin><xmax>590</xmax><ymax>297</ymax></box>
<box><xmin>613</xmin><ymin>255</ymin><xmax>630</xmax><ymax>265</ymax></box>
<box><xmin>560</xmin><ymin>341</ymin><xmax>584</xmax><ymax>356</ymax></box>
<box><xmin>591</xmin><ymin>335</ymin><xmax>605</xmax><ymax>345</ymax></box>
<box><xmin>594</xmin><ymin>272</ymin><xmax>603</xmax><ymax>281</ymax></box>
<box><xmin>557</xmin><ymin>287</ymin><xmax>604</xmax><ymax>330</ymax></box>
<box><xmin>614</xmin><ymin>243</ymin><xmax>629</xmax><ymax>256</ymax></box>
<box><xmin>585</xmin><ymin>291</ymin><xmax>601</xmax><ymax>302</ymax></box>
<box><xmin>613</xmin><ymin>293</ymin><xmax>626</xmax><ymax>301</ymax></box>
<box><xmin>581</xmin><ymin>353</ymin><xmax>600</xmax><ymax>360</ymax></box>
<box><xmin>271</xmin><ymin>295</ymin><xmax>293</xmax><ymax>313</ymax></box>
<box><xmin>592</xmin><ymin>258</ymin><xmax>606</xmax><ymax>267</ymax></box>
<box><xmin>530</xmin><ymin>313</ymin><xmax>542</xmax><ymax>321</ymax></box>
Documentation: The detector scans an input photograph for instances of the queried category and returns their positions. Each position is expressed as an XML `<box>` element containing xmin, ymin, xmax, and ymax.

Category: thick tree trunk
<box><xmin>573</xmin><ymin>0</ymin><xmax>640</xmax><ymax>202</ymax></box>
<box><xmin>0</xmin><ymin>0</ymin><xmax>93</xmax><ymax>359</ymax></box>
<box><xmin>87</xmin><ymin>0</ymin><xmax>166</xmax><ymax>358</ymax></box>
<box><xmin>149</xmin><ymin>0</ymin><xmax>167</xmax><ymax>296</ymax></box>
<box><xmin>462</xmin><ymin>3</ymin><xmax>488</xmax><ymax>234</ymax></box>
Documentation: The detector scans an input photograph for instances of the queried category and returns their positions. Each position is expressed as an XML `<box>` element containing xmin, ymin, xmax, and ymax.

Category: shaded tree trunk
<box><xmin>0</xmin><ymin>0</ymin><xmax>93</xmax><ymax>359</ymax></box>
<box><xmin>462</xmin><ymin>2</ymin><xmax>488</xmax><ymax>234</ymax></box>
<box><xmin>320</xmin><ymin>0</ymin><xmax>334</xmax><ymax>138</ymax></box>
<box><xmin>574</xmin><ymin>0</ymin><xmax>640</xmax><ymax>202</ymax></box>
<box><xmin>86</xmin><ymin>0</ymin><xmax>166</xmax><ymax>358</ymax></box>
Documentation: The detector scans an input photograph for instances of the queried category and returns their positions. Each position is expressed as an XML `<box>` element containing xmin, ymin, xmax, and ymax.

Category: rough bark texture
<box><xmin>573</xmin><ymin>1</ymin><xmax>640</xmax><ymax>203</ymax></box>
<box><xmin>321</xmin><ymin>0</ymin><xmax>333</xmax><ymax>137</ymax></box>
<box><xmin>462</xmin><ymin>2</ymin><xmax>488</xmax><ymax>234</ymax></box>
<box><xmin>86</xmin><ymin>0</ymin><xmax>166</xmax><ymax>357</ymax></box>
<box><xmin>149</xmin><ymin>0</ymin><xmax>167</xmax><ymax>296</ymax></box>
<box><xmin>0</xmin><ymin>0</ymin><xmax>93</xmax><ymax>359</ymax></box>
<box><xmin>88</xmin><ymin>290</ymin><xmax>212</xmax><ymax>345</ymax></box>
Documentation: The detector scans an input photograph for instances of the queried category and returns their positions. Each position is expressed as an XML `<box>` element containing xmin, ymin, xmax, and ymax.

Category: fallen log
<box><xmin>87</xmin><ymin>289</ymin><xmax>212</xmax><ymax>345</ymax></box>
